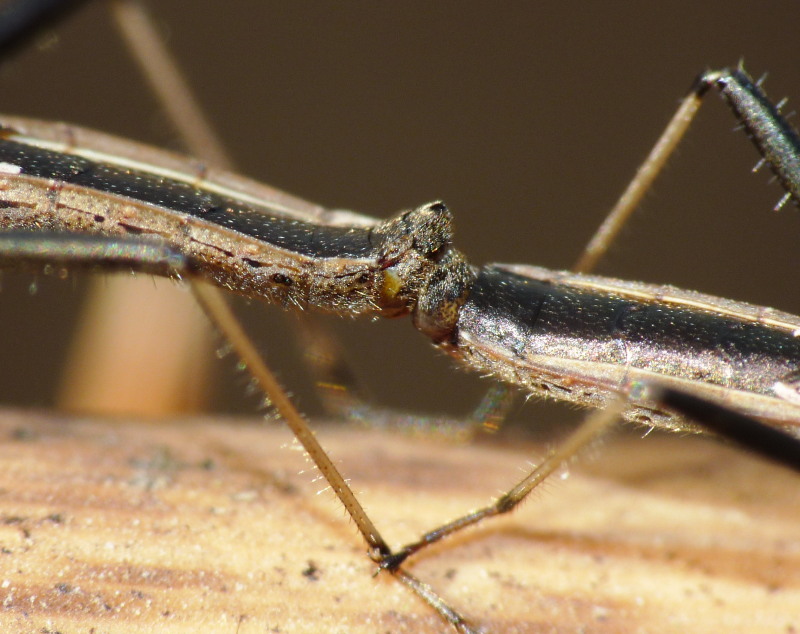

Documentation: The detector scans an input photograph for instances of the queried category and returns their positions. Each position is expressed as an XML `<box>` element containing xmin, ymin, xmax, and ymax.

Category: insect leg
<box><xmin>378</xmin><ymin>398</ymin><xmax>627</xmax><ymax>571</ymax></box>
<box><xmin>473</xmin><ymin>66</ymin><xmax>800</xmax><ymax>433</ymax></box>
<box><xmin>574</xmin><ymin>67</ymin><xmax>800</xmax><ymax>273</ymax></box>
<box><xmin>0</xmin><ymin>232</ymin><xmax>187</xmax><ymax>276</ymax></box>
<box><xmin>649</xmin><ymin>384</ymin><xmax>800</xmax><ymax>474</ymax></box>
<box><xmin>379</xmin><ymin>384</ymin><xmax>800</xmax><ymax>576</ymax></box>
<box><xmin>0</xmin><ymin>227</ymin><xmax>484</xmax><ymax>627</ymax></box>
<box><xmin>189</xmin><ymin>281</ymin><xmax>483</xmax><ymax>632</ymax></box>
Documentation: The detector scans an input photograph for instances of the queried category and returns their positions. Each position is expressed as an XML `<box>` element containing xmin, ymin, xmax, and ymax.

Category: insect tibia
<box><xmin>700</xmin><ymin>68</ymin><xmax>800</xmax><ymax>208</ymax></box>
<box><xmin>0</xmin><ymin>232</ymin><xmax>188</xmax><ymax>279</ymax></box>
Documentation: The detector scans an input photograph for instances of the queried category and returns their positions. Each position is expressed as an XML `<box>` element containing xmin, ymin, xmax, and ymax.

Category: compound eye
<box><xmin>409</xmin><ymin>202</ymin><xmax>453</xmax><ymax>260</ymax></box>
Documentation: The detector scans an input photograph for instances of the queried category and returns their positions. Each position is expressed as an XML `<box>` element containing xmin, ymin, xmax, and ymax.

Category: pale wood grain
<box><xmin>0</xmin><ymin>409</ymin><xmax>798</xmax><ymax>633</ymax></box>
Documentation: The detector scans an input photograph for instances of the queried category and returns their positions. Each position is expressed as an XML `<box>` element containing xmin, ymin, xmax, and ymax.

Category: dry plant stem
<box><xmin>57</xmin><ymin>277</ymin><xmax>210</xmax><ymax>415</ymax></box>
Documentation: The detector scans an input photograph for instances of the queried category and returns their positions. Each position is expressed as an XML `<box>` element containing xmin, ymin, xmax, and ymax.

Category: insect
<box><xmin>3</xmin><ymin>1</ymin><xmax>799</xmax><ymax>416</ymax></box>
<box><xmin>1</xmin><ymin>1</ymin><xmax>800</xmax><ymax>632</ymax></box>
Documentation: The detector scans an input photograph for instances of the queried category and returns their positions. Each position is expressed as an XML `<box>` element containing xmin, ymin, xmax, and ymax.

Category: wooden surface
<box><xmin>0</xmin><ymin>408</ymin><xmax>798</xmax><ymax>633</ymax></box>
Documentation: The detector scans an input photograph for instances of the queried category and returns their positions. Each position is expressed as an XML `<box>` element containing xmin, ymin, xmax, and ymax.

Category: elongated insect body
<box><xmin>0</xmin><ymin>122</ymin><xmax>472</xmax><ymax>324</ymax></box>
<box><xmin>1</xmin><ymin>111</ymin><xmax>799</xmax><ymax>435</ymax></box>
<box><xmin>452</xmin><ymin>264</ymin><xmax>800</xmax><ymax>430</ymax></box>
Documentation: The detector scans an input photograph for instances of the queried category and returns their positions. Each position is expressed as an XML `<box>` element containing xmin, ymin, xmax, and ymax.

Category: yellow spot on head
<box><xmin>381</xmin><ymin>269</ymin><xmax>403</xmax><ymax>302</ymax></box>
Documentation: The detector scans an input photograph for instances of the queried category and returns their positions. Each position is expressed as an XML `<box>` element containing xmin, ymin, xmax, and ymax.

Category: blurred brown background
<box><xmin>0</xmin><ymin>1</ymin><xmax>798</xmax><ymax>426</ymax></box>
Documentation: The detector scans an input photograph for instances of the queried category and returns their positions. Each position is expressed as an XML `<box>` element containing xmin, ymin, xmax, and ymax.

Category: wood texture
<box><xmin>0</xmin><ymin>409</ymin><xmax>798</xmax><ymax>633</ymax></box>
